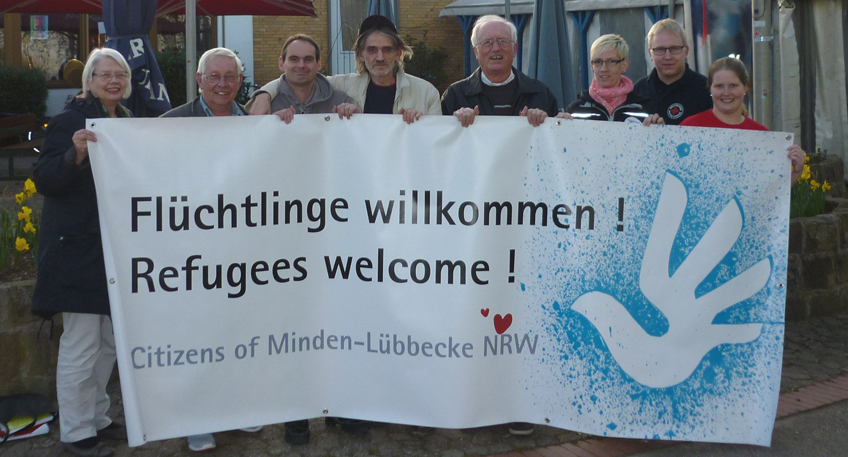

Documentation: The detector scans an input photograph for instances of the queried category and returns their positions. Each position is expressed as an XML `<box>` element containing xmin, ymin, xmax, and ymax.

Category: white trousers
<box><xmin>57</xmin><ymin>312</ymin><xmax>117</xmax><ymax>443</ymax></box>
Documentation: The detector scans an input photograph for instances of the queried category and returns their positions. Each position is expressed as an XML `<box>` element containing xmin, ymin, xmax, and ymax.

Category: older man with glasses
<box><xmin>158</xmin><ymin>47</ymin><xmax>262</xmax><ymax>452</ymax></box>
<box><xmin>161</xmin><ymin>47</ymin><xmax>247</xmax><ymax>118</ymax></box>
<box><xmin>441</xmin><ymin>14</ymin><xmax>559</xmax><ymax>128</ymax></box>
<box><xmin>633</xmin><ymin>19</ymin><xmax>712</xmax><ymax>125</ymax></box>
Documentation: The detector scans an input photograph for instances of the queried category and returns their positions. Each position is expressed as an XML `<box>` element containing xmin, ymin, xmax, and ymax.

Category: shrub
<box><xmin>403</xmin><ymin>36</ymin><xmax>449</xmax><ymax>93</ymax></box>
<box><xmin>155</xmin><ymin>47</ymin><xmax>188</xmax><ymax>108</ymax></box>
<box><xmin>0</xmin><ymin>66</ymin><xmax>48</xmax><ymax>117</ymax></box>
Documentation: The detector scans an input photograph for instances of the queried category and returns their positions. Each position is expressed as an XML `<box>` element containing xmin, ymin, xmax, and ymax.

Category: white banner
<box><xmin>89</xmin><ymin>115</ymin><xmax>792</xmax><ymax>446</ymax></box>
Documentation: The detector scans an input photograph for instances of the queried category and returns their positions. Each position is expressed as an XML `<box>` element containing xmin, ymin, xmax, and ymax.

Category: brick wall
<box><xmin>786</xmin><ymin>198</ymin><xmax>848</xmax><ymax>320</ymax></box>
<box><xmin>397</xmin><ymin>0</ymin><xmax>465</xmax><ymax>93</ymax></box>
<box><xmin>0</xmin><ymin>280</ymin><xmax>59</xmax><ymax>399</ymax></box>
<box><xmin>252</xmin><ymin>1</ymin><xmax>465</xmax><ymax>92</ymax></box>
<box><xmin>253</xmin><ymin>0</ymin><xmax>330</xmax><ymax>87</ymax></box>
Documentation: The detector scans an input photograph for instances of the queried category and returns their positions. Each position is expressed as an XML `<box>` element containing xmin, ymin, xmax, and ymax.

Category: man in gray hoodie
<box><xmin>268</xmin><ymin>34</ymin><xmax>358</xmax><ymax>123</ymax></box>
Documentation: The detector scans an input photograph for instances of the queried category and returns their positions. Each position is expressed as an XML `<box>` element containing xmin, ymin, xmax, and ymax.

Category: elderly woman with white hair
<box><xmin>31</xmin><ymin>48</ymin><xmax>132</xmax><ymax>457</ymax></box>
<box><xmin>564</xmin><ymin>34</ymin><xmax>663</xmax><ymax>125</ymax></box>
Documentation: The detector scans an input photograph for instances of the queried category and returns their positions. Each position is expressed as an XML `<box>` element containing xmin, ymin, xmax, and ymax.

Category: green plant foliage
<box><xmin>0</xmin><ymin>66</ymin><xmax>48</xmax><ymax>117</ymax></box>
<box><xmin>403</xmin><ymin>36</ymin><xmax>449</xmax><ymax>93</ymax></box>
<box><xmin>790</xmin><ymin>151</ymin><xmax>832</xmax><ymax>218</ymax></box>
<box><xmin>155</xmin><ymin>47</ymin><xmax>188</xmax><ymax>108</ymax></box>
<box><xmin>0</xmin><ymin>179</ymin><xmax>39</xmax><ymax>273</ymax></box>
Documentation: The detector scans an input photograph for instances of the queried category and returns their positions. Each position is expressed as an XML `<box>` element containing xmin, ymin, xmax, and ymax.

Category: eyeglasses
<box><xmin>94</xmin><ymin>72</ymin><xmax>128</xmax><ymax>82</ymax></box>
<box><xmin>475</xmin><ymin>38</ymin><xmax>514</xmax><ymax>50</ymax></box>
<box><xmin>365</xmin><ymin>46</ymin><xmax>397</xmax><ymax>56</ymax></box>
<box><xmin>203</xmin><ymin>74</ymin><xmax>239</xmax><ymax>84</ymax></box>
<box><xmin>651</xmin><ymin>46</ymin><xmax>686</xmax><ymax>56</ymax></box>
<box><xmin>590</xmin><ymin>58</ymin><xmax>625</xmax><ymax>68</ymax></box>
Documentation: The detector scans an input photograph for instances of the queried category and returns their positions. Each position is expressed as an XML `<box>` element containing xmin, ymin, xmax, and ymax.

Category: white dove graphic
<box><xmin>571</xmin><ymin>172</ymin><xmax>770</xmax><ymax>388</ymax></box>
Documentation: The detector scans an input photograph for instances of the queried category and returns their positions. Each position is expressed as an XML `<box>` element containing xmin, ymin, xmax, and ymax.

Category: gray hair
<box><xmin>471</xmin><ymin>15</ymin><xmax>517</xmax><ymax>47</ymax></box>
<box><xmin>81</xmin><ymin>48</ymin><xmax>132</xmax><ymax>99</ymax></box>
<box><xmin>197</xmin><ymin>47</ymin><xmax>244</xmax><ymax>76</ymax></box>
<box><xmin>353</xmin><ymin>29</ymin><xmax>413</xmax><ymax>76</ymax></box>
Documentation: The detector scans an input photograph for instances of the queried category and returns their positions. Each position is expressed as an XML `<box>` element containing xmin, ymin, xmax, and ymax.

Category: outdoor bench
<box><xmin>0</xmin><ymin>113</ymin><xmax>43</xmax><ymax>181</ymax></box>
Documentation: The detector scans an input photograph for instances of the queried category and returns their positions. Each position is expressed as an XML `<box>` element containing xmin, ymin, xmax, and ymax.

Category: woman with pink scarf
<box><xmin>564</xmin><ymin>34</ymin><xmax>664</xmax><ymax>125</ymax></box>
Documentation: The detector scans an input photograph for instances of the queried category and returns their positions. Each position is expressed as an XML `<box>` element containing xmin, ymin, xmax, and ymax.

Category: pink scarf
<box><xmin>589</xmin><ymin>76</ymin><xmax>634</xmax><ymax>115</ymax></box>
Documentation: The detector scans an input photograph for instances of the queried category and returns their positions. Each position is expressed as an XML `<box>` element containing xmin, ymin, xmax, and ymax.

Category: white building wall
<box><xmin>218</xmin><ymin>16</ymin><xmax>255</xmax><ymax>92</ymax></box>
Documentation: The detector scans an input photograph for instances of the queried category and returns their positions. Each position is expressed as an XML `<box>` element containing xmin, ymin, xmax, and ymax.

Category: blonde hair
<box><xmin>647</xmin><ymin>19</ymin><xmax>688</xmax><ymax>49</ymax></box>
<box><xmin>81</xmin><ymin>48</ymin><xmax>132</xmax><ymax>99</ymax></box>
<box><xmin>591</xmin><ymin>34</ymin><xmax>629</xmax><ymax>61</ymax></box>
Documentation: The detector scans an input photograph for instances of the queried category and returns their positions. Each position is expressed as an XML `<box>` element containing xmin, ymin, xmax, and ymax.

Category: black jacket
<box><xmin>441</xmin><ymin>68</ymin><xmax>559</xmax><ymax>116</ymax></box>
<box><xmin>633</xmin><ymin>66</ymin><xmax>711</xmax><ymax>125</ymax></box>
<box><xmin>32</xmin><ymin>95</ymin><xmax>118</xmax><ymax>318</ymax></box>
<box><xmin>565</xmin><ymin>90</ymin><xmax>656</xmax><ymax>122</ymax></box>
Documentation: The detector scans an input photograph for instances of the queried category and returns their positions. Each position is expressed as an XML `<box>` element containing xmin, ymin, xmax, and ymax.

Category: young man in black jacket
<box><xmin>633</xmin><ymin>19</ymin><xmax>711</xmax><ymax>125</ymax></box>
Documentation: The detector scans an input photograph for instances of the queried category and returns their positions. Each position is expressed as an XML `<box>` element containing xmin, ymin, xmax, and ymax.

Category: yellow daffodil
<box><xmin>23</xmin><ymin>221</ymin><xmax>35</xmax><ymax>234</ymax></box>
<box><xmin>15</xmin><ymin>192</ymin><xmax>25</xmax><ymax>204</ymax></box>
<box><xmin>15</xmin><ymin>237</ymin><xmax>29</xmax><ymax>251</ymax></box>
<box><xmin>823</xmin><ymin>180</ymin><xmax>832</xmax><ymax>192</ymax></box>
<box><xmin>24</xmin><ymin>179</ymin><xmax>36</xmax><ymax>197</ymax></box>
<box><xmin>810</xmin><ymin>179</ymin><xmax>821</xmax><ymax>191</ymax></box>
<box><xmin>800</xmin><ymin>164</ymin><xmax>811</xmax><ymax>181</ymax></box>
<box><xmin>804</xmin><ymin>155</ymin><xmax>810</xmax><ymax>163</ymax></box>
<box><xmin>17</xmin><ymin>206</ymin><xmax>32</xmax><ymax>222</ymax></box>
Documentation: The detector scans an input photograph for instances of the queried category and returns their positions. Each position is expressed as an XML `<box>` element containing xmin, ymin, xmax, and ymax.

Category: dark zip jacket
<box><xmin>565</xmin><ymin>90</ymin><xmax>656</xmax><ymax>122</ymax></box>
<box><xmin>441</xmin><ymin>68</ymin><xmax>559</xmax><ymax>116</ymax></box>
<box><xmin>633</xmin><ymin>65</ymin><xmax>711</xmax><ymax>125</ymax></box>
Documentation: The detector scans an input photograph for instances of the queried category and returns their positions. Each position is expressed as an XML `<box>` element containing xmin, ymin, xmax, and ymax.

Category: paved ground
<box><xmin>2</xmin><ymin>311</ymin><xmax>847</xmax><ymax>457</ymax></box>
<box><xmin>629</xmin><ymin>399</ymin><xmax>848</xmax><ymax>457</ymax></box>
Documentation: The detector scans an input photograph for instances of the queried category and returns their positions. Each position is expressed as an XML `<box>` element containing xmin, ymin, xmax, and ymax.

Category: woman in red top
<box><xmin>682</xmin><ymin>57</ymin><xmax>805</xmax><ymax>182</ymax></box>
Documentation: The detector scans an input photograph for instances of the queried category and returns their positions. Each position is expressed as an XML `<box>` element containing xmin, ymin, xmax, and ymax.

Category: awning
<box><xmin>439</xmin><ymin>0</ymin><xmax>534</xmax><ymax>17</ymax></box>
<box><xmin>0</xmin><ymin>0</ymin><xmax>316</xmax><ymax>16</ymax></box>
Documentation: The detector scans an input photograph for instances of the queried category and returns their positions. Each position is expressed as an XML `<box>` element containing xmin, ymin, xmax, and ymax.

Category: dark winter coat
<box><xmin>565</xmin><ymin>90</ymin><xmax>656</xmax><ymax>123</ymax></box>
<box><xmin>441</xmin><ymin>68</ymin><xmax>559</xmax><ymax>116</ymax></box>
<box><xmin>31</xmin><ymin>94</ymin><xmax>121</xmax><ymax>318</ymax></box>
<box><xmin>633</xmin><ymin>66</ymin><xmax>712</xmax><ymax>125</ymax></box>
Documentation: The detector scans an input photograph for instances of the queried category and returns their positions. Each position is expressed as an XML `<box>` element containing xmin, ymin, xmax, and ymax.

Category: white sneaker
<box><xmin>240</xmin><ymin>426</ymin><xmax>263</xmax><ymax>433</ymax></box>
<box><xmin>187</xmin><ymin>433</ymin><xmax>216</xmax><ymax>452</ymax></box>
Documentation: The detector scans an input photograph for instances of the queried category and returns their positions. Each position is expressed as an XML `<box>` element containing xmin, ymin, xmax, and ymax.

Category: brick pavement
<box><xmin>2</xmin><ymin>311</ymin><xmax>846</xmax><ymax>457</ymax></box>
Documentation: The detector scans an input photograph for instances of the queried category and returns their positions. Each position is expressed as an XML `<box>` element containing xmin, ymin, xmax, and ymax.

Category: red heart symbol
<box><xmin>494</xmin><ymin>313</ymin><xmax>512</xmax><ymax>334</ymax></box>
<box><xmin>480</xmin><ymin>308</ymin><xmax>490</xmax><ymax>317</ymax></box>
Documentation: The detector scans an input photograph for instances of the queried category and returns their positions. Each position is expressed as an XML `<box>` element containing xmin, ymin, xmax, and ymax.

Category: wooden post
<box><xmin>79</xmin><ymin>14</ymin><xmax>90</xmax><ymax>63</ymax></box>
<box><xmin>210</xmin><ymin>15</ymin><xmax>218</xmax><ymax>48</ymax></box>
<box><xmin>149</xmin><ymin>17</ymin><xmax>159</xmax><ymax>52</ymax></box>
<box><xmin>3</xmin><ymin>13</ymin><xmax>23</xmax><ymax>67</ymax></box>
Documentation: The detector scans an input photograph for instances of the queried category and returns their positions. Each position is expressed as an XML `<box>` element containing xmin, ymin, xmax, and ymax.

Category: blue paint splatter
<box><xmin>677</xmin><ymin>143</ymin><xmax>691</xmax><ymax>158</ymax></box>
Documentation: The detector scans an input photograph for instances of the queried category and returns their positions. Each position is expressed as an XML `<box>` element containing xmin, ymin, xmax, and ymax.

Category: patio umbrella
<box><xmin>0</xmin><ymin>0</ymin><xmax>101</xmax><ymax>14</ymax></box>
<box><xmin>1</xmin><ymin>0</ymin><xmax>315</xmax><ymax>15</ymax></box>
<box><xmin>366</xmin><ymin>0</ymin><xmax>397</xmax><ymax>25</ymax></box>
<box><xmin>526</xmin><ymin>0</ymin><xmax>575</xmax><ymax>110</ymax></box>
<box><xmin>103</xmin><ymin>0</ymin><xmax>171</xmax><ymax>117</ymax></box>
